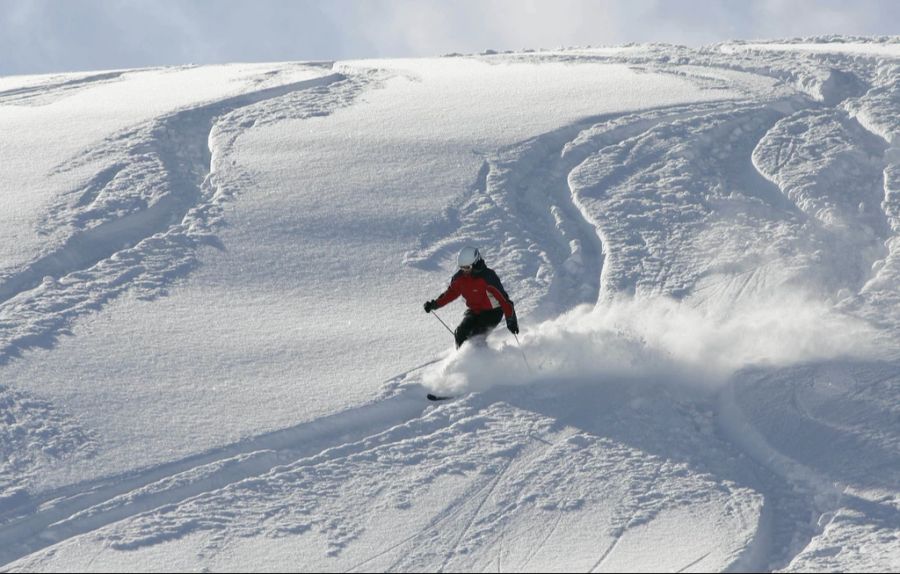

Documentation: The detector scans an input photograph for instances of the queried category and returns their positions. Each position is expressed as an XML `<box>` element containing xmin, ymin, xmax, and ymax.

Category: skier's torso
<box><xmin>436</xmin><ymin>263</ymin><xmax>514</xmax><ymax>316</ymax></box>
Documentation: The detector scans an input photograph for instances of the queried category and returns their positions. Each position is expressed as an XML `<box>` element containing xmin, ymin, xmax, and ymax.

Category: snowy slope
<box><xmin>1</xmin><ymin>39</ymin><xmax>898</xmax><ymax>572</ymax></box>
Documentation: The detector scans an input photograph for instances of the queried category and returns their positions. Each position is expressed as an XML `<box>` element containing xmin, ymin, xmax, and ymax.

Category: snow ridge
<box><xmin>0</xmin><ymin>71</ymin><xmax>126</xmax><ymax>107</ymax></box>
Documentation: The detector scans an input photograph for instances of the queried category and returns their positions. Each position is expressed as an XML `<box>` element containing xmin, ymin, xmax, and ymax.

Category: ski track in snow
<box><xmin>3</xmin><ymin>42</ymin><xmax>900</xmax><ymax>572</ymax></box>
<box><xmin>0</xmin><ymin>63</ymin><xmax>380</xmax><ymax>562</ymax></box>
<box><xmin>404</xmin><ymin>99</ymin><xmax>760</xmax><ymax>318</ymax></box>
<box><xmin>0</xmin><ymin>372</ymin><xmax>430</xmax><ymax>566</ymax></box>
<box><xmin>0</xmin><ymin>70</ymin><xmax>128</xmax><ymax>107</ymax></box>
<box><xmin>0</xmin><ymin>67</ymin><xmax>374</xmax><ymax>368</ymax></box>
<box><xmin>26</xmin><ymin>386</ymin><xmax>758</xmax><ymax>572</ymax></box>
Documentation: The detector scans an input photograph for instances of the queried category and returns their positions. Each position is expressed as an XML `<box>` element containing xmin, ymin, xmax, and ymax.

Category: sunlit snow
<box><xmin>1</xmin><ymin>39</ymin><xmax>898</xmax><ymax>572</ymax></box>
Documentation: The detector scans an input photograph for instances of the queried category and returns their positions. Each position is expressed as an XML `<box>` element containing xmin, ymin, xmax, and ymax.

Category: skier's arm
<box><xmin>483</xmin><ymin>270</ymin><xmax>515</xmax><ymax>318</ymax></box>
<box><xmin>486</xmin><ymin>284</ymin><xmax>515</xmax><ymax>318</ymax></box>
<box><xmin>434</xmin><ymin>278</ymin><xmax>461</xmax><ymax>308</ymax></box>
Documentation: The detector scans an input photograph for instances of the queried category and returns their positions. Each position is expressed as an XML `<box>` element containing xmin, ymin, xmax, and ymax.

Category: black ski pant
<box><xmin>455</xmin><ymin>308</ymin><xmax>504</xmax><ymax>348</ymax></box>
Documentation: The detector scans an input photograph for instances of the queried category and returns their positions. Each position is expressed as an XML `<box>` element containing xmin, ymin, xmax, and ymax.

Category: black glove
<box><xmin>424</xmin><ymin>300</ymin><xmax>437</xmax><ymax>313</ymax></box>
<box><xmin>506</xmin><ymin>315</ymin><xmax>519</xmax><ymax>334</ymax></box>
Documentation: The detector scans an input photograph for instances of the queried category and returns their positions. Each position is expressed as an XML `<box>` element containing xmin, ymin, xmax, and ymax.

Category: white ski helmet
<box><xmin>457</xmin><ymin>246</ymin><xmax>482</xmax><ymax>268</ymax></box>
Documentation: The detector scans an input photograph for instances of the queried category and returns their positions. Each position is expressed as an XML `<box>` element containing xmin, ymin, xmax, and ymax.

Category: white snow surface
<box><xmin>0</xmin><ymin>38</ymin><xmax>898</xmax><ymax>572</ymax></box>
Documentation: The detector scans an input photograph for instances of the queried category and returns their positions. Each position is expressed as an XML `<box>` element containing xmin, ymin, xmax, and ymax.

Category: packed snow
<box><xmin>0</xmin><ymin>39</ymin><xmax>898</xmax><ymax>572</ymax></box>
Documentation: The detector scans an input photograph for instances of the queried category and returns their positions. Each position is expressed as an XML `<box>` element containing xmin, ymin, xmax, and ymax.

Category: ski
<box><xmin>427</xmin><ymin>393</ymin><xmax>454</xmax><ymax>401</ymax></box>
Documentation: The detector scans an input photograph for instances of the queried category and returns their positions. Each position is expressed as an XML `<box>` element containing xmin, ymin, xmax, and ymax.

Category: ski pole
<box><xmin>430</xmin><ymin>309</ymin><xmax>455</xmax><ymax>337</ymax></box>
<box><xmin>513</xmin><ymin>333</ymin><xmax>533</xmax><ymax>373</ymax></box>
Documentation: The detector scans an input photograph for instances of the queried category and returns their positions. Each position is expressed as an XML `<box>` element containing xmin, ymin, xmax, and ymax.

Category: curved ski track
<box><xmin>0</xmin><ymin>66</ymin><xmax>376</xmax><ymax>562</ymax></box>
<box><xmin>0</xmin><ymin>70</ymin><xmax>361</xmax><ymax>366</ymax></box>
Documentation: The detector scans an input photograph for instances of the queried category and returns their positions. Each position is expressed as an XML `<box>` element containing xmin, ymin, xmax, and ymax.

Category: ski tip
<box><xmin>427</xmin><ymin>393</ymin><xmax>453</xmax><ymax>401</ymax></box>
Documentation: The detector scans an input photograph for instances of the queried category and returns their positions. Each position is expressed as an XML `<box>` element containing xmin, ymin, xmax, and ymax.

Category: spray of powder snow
<box><xmin>423</xmin><ymin>292</ymin><xmax>888</xmax><ymax>396</ymax></box>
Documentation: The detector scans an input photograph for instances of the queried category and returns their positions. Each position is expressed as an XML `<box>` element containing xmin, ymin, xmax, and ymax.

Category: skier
<box><xmin>423</xmin><ymin>246</ymin><xmax>519</xmax><ymax>348</ymax></box>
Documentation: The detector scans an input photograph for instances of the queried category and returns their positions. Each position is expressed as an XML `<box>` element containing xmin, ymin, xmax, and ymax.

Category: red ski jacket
<box><xmin>434</xmin><ymin>262</ymin><xmax>515</xmax><ymax>318</ymax></box>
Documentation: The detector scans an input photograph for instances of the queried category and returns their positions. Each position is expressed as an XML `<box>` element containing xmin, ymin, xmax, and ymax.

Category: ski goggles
<box><xmin>459</xmin><ymin>264</ymin><xmax>473</xmax><ymax>272</ymax></box>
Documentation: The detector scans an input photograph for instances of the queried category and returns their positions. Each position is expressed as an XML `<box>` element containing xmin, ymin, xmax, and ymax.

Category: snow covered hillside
<box><xmin>1</xmin><ymin>37</ymin><xmax>898</xmax><ymax>572</ymax></box>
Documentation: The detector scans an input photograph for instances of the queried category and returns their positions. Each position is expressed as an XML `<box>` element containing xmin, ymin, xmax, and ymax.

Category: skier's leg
<box><xmin>456</xmin><ymin>309</ymin><xmax>503</xmax><ymax>348</ymax></box>
<box><xmin>481</xmin><ymin>308</ymin><xmax>505</xmax><ymax>333</ymax></box>
<box><xmin>454</xmin><ymin>311</ymin><xmax>479</xmax><ymax>348</ymax></box>
<box><xmin>471</xmin><ymin>308</ymin><xmax>504</xmax><ymax>337</ymax></box>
